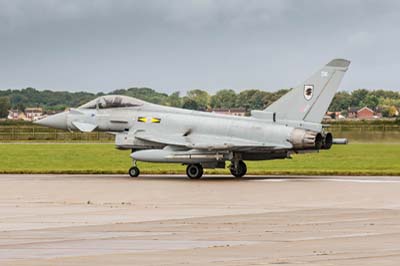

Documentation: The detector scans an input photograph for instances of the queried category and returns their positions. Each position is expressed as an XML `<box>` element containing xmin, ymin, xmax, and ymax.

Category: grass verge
<box><xmin>0</xmin><ymin>143</ymin><xmax>399</xmax><ymax>175</ymax></box>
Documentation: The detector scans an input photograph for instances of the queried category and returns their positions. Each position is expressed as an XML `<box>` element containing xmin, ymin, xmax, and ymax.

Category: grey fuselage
<box><xmin>63</xmin><ymin>101</ymin><xmax>324</xmax><ymax>161</ymax></box>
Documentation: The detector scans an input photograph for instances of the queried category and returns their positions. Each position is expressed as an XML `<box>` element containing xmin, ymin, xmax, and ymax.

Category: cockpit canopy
<box><xmin>79</xmin><ymin>95</ymin><xmax>144</xmax><ymax>109</ymax></box>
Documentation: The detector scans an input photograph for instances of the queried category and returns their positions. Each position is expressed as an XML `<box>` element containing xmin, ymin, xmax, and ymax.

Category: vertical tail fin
<box><xmin>265</xmin><ymin>58</ymin><xmax>350</xmax><ymax>123</ymax></box>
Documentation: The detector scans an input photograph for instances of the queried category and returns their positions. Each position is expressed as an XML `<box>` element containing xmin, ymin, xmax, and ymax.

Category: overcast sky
<box><xmin>0</xmin><ymin>0</ymin><xmax>399</xmax><ymax>94</ymax></box>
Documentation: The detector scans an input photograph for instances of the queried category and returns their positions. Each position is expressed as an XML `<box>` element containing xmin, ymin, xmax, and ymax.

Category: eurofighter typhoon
<box><xmin>36</xmin><ymin>59</ymin><xmax>350</xmax><ymax>179</ymax></box>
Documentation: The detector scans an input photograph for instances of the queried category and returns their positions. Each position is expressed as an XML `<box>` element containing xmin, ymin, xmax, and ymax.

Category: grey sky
<box><xmin>0</xmin><ymin>0</ymin><xmax>399</xmax><ymax>94</ymax></box>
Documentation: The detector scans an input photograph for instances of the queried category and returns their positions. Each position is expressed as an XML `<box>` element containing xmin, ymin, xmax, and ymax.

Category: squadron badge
<box><xmin>303</xmin><ymin>85</ymin><xmax>314</xmax><ymax>101</ymax></box>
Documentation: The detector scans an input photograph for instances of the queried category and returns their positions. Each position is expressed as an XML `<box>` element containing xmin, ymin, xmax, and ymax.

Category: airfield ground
<box><xmin>1</xmin><ymin>174</ymin><xmax>400</xmax><ymax>265</ymax></box>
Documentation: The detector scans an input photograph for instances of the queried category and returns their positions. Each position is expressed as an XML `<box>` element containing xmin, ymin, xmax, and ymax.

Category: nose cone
<box><xmin>35</xmin><ymin>112</ymin><xmax>68</xmax><ymax>130</ymax></box>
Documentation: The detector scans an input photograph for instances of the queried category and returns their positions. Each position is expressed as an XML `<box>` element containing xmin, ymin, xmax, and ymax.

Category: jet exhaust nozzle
<box><xmin>290</xmin><ymin>128</ymin><xmax>323</xmax><ymax>150</ymax></box>
<box><xmin>321</xmin><ymin>132</ymin><xmax>333</xmax><ymax>150</ymax></box>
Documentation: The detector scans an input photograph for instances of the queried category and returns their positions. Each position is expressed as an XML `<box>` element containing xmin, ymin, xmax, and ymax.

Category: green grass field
<box><xmin>1</xmin><ymin>143</ymin><xmax>399</xmax><ymax>175</ymax></box>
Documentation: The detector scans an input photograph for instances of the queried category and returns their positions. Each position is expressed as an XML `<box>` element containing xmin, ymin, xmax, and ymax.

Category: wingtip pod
<box><xmin>326</xmin><ymin>58</ymin><xmax>351</xmax><ymax>70</ymax></box>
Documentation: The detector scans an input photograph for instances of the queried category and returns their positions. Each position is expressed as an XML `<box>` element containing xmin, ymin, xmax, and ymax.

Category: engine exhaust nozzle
<box><xmin>290</xmin><ymin>128</ymin><xmax>323</xmax><ymax>150</ymax></box>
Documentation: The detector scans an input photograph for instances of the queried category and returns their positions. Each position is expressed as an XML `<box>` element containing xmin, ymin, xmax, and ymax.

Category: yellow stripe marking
<box><xmin>151</xmin><ymin>117</ymin><xmax>161</xmax><ymax>123</ymax></box>
<box><xmin>138</xmin><ymin>117</ymin><xmax>147</xmax><ymax>123</ymax></box>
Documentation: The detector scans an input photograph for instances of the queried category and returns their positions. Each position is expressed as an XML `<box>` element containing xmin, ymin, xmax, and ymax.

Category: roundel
<box><xmin>303</xmin><ymin>85</ymin><xmax>314</xmax><ymax>101</ymax></box>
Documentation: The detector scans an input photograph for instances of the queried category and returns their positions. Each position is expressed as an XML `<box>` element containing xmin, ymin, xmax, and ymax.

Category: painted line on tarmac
<box><xmin>252</xmin><ymin>178</ymin><xmax>400</xmax><ymax>183</ymax></box>
<box><xmin>0</xmin><ymin>142</ymin><xmax>112</xmax><ymax>145</ymax></box>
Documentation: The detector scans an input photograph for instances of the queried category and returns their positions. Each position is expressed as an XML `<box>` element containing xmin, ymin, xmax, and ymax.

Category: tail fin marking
<box><xmin>264</xmin><ymin>58</ymin><xmax>350</xmax><ymax>123</ymax></box>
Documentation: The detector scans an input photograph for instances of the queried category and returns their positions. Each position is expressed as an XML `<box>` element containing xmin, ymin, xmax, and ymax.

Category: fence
<box><xmin>0</xmin><ymin>124</ymin><xmax>399</xmax><ymax>142</ymax></box>
<box><xmin>328</xmin><ymin>124</ymin><xmax>400</xmax><ymax>142</ymax></box>
<box><xmin>0</xmin><ymin>126</ymin><xmax>114</xmax><ymax>142</ymax></box>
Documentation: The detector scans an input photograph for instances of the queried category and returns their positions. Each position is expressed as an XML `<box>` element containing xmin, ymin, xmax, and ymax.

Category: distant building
<box><xmin>325</xmin><ymin>111</ymin><xmax>343</xmax><ymax>119</ymax></box>
<box><xmin>25</xmin><ymin>107</ymin><xmax>43</xmax><ymax>121</ymax></box>
<box><xmin>347</xmin><ymin>107</ymin><xmax>359</xmax><ymax>119</ymax></box>
<box><xmin>7</xmin><ymin>110</ymin><xmax>27</xmax><ymax>120</ymax></box>
<box><xmin>7</xmin><ymin>107</ymin><xmax>44</xmax><ymax>121</ymax></box>
<box><xmin>347</xmin><ymin>106</ymin><xmax>381</xmax><ymax>120</ymax></box>
<box><xmin>323</xmin><ymin>111</ymin><xmax>345</xmax><ymax>122</ymax></box>
<box><xmin>211</xmin><ymin>108</ymin><xmax>247</xmax><ymax>116</ymax></box>
<box><xmin>357</xmin><ymin>107</ymin><xmax>376</xmax><ymax>119</ymax></box>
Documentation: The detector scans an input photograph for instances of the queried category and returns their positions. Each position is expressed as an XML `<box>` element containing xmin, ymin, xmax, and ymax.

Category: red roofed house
<box><xmin>347</xmin><ymin>106</ymin><xmax>381</xmax><ymax>119</ymax></box>
<box><xmin>356</xmin><ymin>107</ymin><xmax>375</xmax><ymax>119</ymax></box>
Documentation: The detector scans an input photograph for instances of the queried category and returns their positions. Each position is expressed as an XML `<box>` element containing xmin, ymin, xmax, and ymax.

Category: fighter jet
<box><xmin>35</xmin><ymin>59</ymin><xmax>350</xmax><ymax>179</ymax></box>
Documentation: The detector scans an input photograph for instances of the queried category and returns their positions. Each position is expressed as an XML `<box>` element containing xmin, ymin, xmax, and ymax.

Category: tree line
<box><xmin>330</xmin><ymin>89</ymin><xmax>400</xmax><ymax>117</ymax></box>
<box><xmin>0</xmin><ymin>87</ymin><xmax>400</xmax><ymax>118</ymax></box>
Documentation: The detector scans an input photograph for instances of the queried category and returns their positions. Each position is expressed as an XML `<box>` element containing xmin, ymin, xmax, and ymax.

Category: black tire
<box><xmin>230</xmin><ymin>161</ymin><xmax>247</xmax><ymax>178</ymax></box>
<box><xmin>128</xmin><ymin>166</ymin><xmax>140</xmax><ymax>178</ymax></box>
<box><xmin>186</xmin><ymin>164</ymin><xmax>203</xmax><ymax>179</ymax></box>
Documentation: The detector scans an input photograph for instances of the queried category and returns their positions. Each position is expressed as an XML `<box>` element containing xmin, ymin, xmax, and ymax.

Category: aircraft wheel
<box><xmin>128</xmin><ymin>166</ymin><xmax>140</xmax><ymax>178</ymax></box>
<box><xmin>186</xmin><ymin>164</ymin><xmax>203</xmax><ymax>179</ymax></box>
<box><xmin>230</xmin><ymin>160</ymin><xmax>247</xmax><ymax>178</ymax></box>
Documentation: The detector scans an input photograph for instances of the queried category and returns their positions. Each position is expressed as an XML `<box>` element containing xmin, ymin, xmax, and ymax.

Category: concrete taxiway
<box><xmin>1</xmin><ymin>174</ymin><xmax>400</xmax><ymax>265</ymax></box>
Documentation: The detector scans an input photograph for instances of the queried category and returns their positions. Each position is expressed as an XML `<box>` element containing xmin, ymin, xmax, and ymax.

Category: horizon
<box><xmin>1</xmin><ymin>86</ymin><xmax>400</xmax><ymax>96</ymax></box>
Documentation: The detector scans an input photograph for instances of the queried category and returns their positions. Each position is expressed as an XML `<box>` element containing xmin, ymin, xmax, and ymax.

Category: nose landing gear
<box><xmin>128</xmin><ymin>160</ymin><xmax>140</xmax><ymax>178</ymax></box>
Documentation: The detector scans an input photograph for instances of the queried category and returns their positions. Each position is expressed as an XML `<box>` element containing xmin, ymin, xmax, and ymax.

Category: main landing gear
<box><xmin>128</xmin><ymin>160</ymin><xmax>247</xmax><ymax>179</ymax></box>
<box><xmin>186</xmin><ymin>164</ymin><xmax>203</xmax><ymax>179</ymax></box>
<box><xmin>185</xmin><ymin>160</ymin><xmax>247</xmax><ymax>179</ymax></box>
<box><xmin>230</xmin><ymin>160</ymin><xmax>247</xmax><ymax>178</ymax></box>
<box><xmin>128</xmin><ymin>160</ymin><xmax>140</xmax><ymax>178</ymax></box>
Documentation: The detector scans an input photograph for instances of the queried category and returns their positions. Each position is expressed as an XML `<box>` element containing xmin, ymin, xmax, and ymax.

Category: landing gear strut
<box><xmin>128</xmin><ymin>160</ymin><xmax>140</xmax><ymax>178</ymax></box>
<box><xmin>230</xmin><ymin>160</ymin><xmax>247</xmax><ymax>178</ymax></box>
<box><xmin>186</xmin><ymin>164</ymin><xmax>203</xmax><ymax>179</ymax></box>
